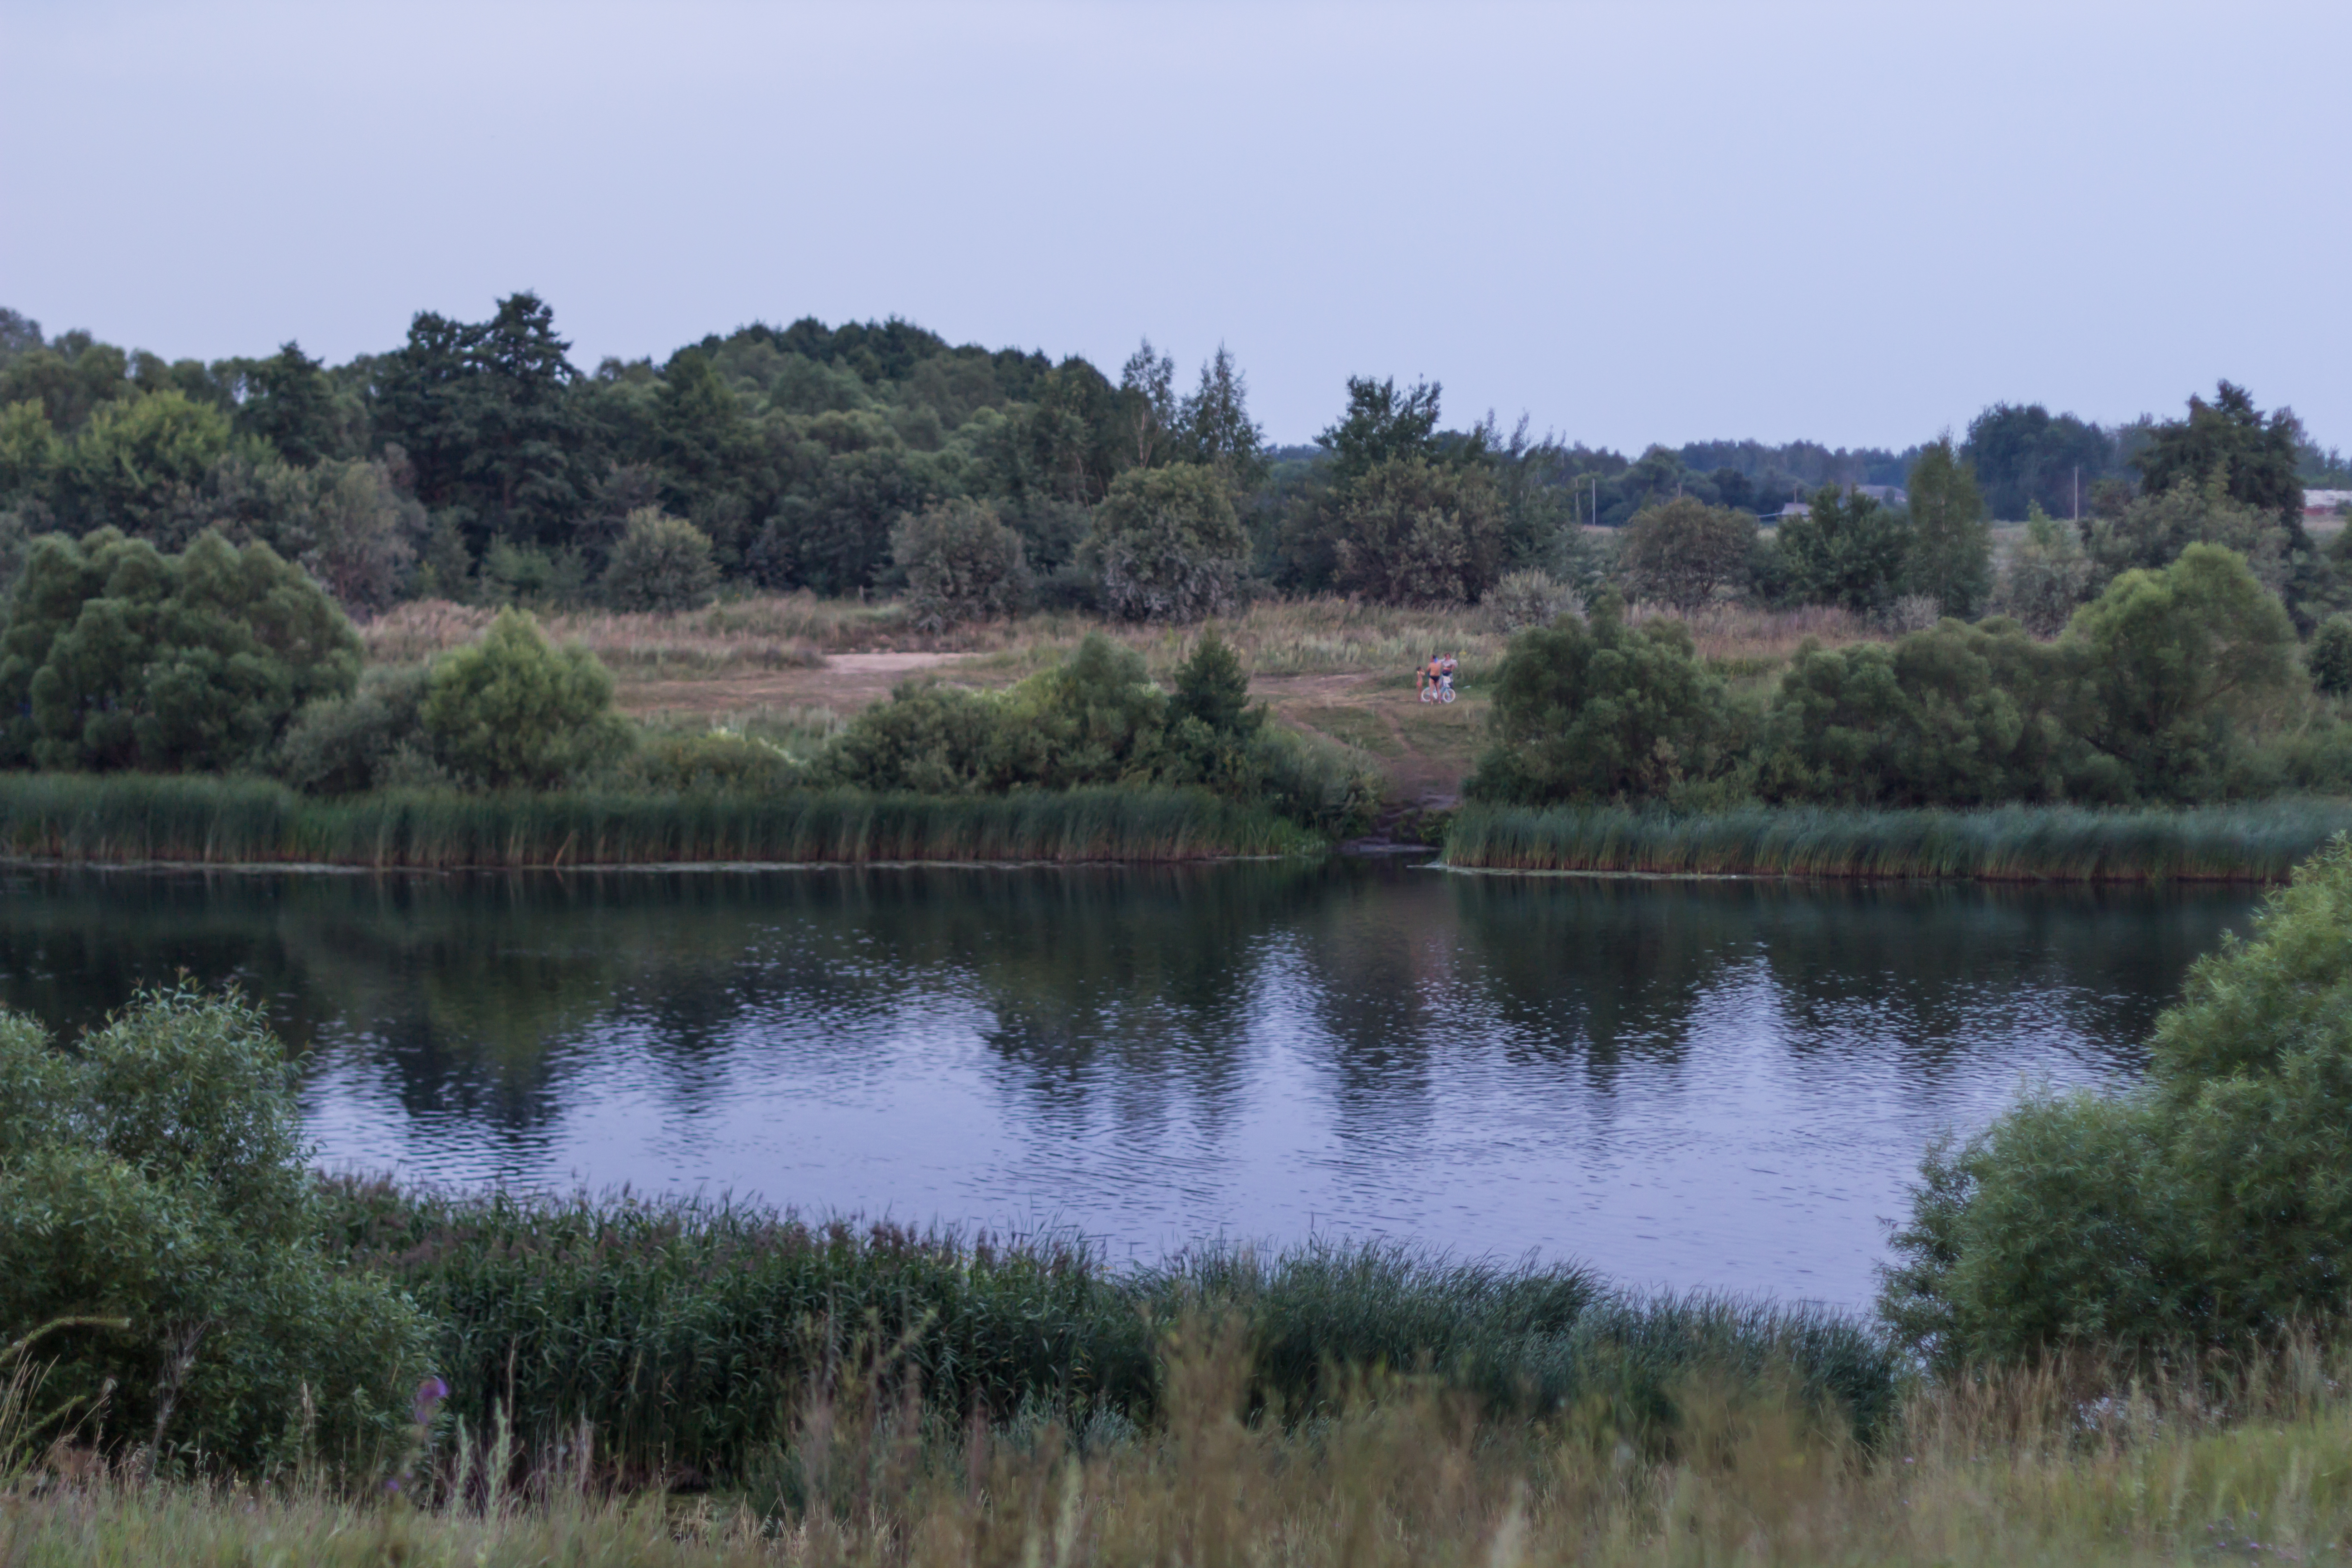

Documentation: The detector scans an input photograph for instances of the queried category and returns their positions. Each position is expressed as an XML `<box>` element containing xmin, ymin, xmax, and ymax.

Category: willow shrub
<box><xmin>818</xmin><ymin>632</ymin><xmax>1378</xmax><ymax>839</ymax></box>
<box><xmin>0</xmin><ymin>985</ymin><xmax>428</xmax><ymax>1472</ymax></box>
<box><xmin>1881</xmin><ymin>834</ymin><xmax>2352</xmax><ymax>1367</ymax></box>
<box><xmin>1463</xmin><ymin>592</ymin><xmax>1739</xmax><ymax>807</ymax></box>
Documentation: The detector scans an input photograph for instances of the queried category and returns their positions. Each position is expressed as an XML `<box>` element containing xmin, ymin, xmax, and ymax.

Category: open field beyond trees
<box><xmin>357</xmin><ymin>592</ymin><xmax>1882</xmax><ymax>807</ymax></box>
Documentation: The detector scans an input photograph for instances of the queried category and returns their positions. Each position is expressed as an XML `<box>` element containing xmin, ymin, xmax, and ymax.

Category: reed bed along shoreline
<box><xmin>321</xmin><ymin>1184</ymin><xmax>1899</xmax><ymax>1489</ymax></box>
<box><xmin>1442</xmin><ymin>799</ymin><xmax>2352</xmax><ymax>882</ymax></box>
<box><xmin>0</xmin><ymin>775</ymin><xmax>1311</xmax><ymax>867</ymax></box>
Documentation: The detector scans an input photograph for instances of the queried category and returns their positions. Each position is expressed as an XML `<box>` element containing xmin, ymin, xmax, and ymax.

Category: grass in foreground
<box><xmin>0</xmin><ymin>774</ymin><xmax>1312</xmax><ymax>866</ymax></box>
<box><xmin>1444</xmin><ymin>799</ymin><xmax>2352</xmax><ymax>881</ymax></box>
<box><xmin>15</xmin><ymin>1333</ymin><xmax>2352</xmax><ymax>1565</ymax></box>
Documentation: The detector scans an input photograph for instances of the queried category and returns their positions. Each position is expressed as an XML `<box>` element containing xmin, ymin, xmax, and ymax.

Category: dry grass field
<box><xmin>361</xmin><ymin>595</ymin><xmax>1891</xmax><ymax>805</ymax></box>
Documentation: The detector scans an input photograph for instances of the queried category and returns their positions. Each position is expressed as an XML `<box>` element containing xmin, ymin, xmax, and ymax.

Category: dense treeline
<box><xmin>5</xmin><ymin>298</ymin><xmax>2344</xmax><ymax>630</ymax></box>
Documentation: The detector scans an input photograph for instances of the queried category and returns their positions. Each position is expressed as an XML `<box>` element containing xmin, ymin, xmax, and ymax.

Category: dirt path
<box><xmin>1250</xmin><ymin>672</ymin><xmax>1479</xmax><ymax>803</ymax></box>
<box><xmin>618</xmin><ymin>652</ymin><xmax>984</xmax><ymax>720</ymax></box>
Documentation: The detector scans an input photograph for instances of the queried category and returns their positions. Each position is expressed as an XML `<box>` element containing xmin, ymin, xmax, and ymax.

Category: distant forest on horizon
<box><xmin>2</xmin><ymin>295</ymin><xmax>2346</xmax><ymax>617</ymax></box>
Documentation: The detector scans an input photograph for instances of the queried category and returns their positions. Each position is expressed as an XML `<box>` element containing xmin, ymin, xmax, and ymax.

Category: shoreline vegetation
<box><xmin>0</xmin><ymin>774</ymin><xmax>1312</xmax><ymax>867</ymax></box>
<box><xmin>1441</xmin><ymin>799</ymin><xmax>2352</xmax><ymax>882</ymax></box>
<box><xmin>4</xmin><ymin>770</ymin><xmax>2347</xmax><ymax>878</ymax></box>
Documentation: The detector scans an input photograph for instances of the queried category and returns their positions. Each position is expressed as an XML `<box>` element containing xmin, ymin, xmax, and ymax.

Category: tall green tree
<box><xmin>370</xmin><ymin>292</ymin><xmax>592</xmax><ymax>550</ymax></box>
<box><xmin>1116</xmin><ymin>339</ymin><xmax>1176</xmax><ymax>469</ymax></box>
<box><xmin>1173</xmin><ymin>345</ymin><xmax>1269</xmax><ymax>493</ymax></box>
<box><xmin>2138</xmin><ymin>381</ymin><xmax>2307</xmax><ymax>524</ymax></box>
<box><xmin>1088</xmin><ymin>462</ymin><xmax>1247</xmax><ymax>621</ymax></box>
<box><xmin>1617</xmin><ymin>496</ymin><xmax>1755</xmax><ymax>611</ymax></box>
<box><xmin>1771</xmin><ymin>485</ymin><xmax>1911</xmax><ymax>613</ymax></box>
<box><xmin>1962</xmin><ymin>402</ymin><xmax>2118</xmax><ymax>521</ymax></box>
<box><xmin>58</xmin><ymin>389</ymin><xmax>244</xmax><ymax>533</ymax></box>
<box><xmin>232</xmin><ymin>341</ymin><xmax>341</xmax><ymax>466</ymax></box>
<box><xmin>2066</xmin><ymin>543</ymin><xmax>2298</xmax><ymax>799</ymax></box>
<box><xmin>1904</xmin><ymin>438</ymin><xmax>1992</xmax><ymax>618</ymax></box>
<box><xmin>1329</xmin><ymin>456</ymin><xmax>1506</xmax><ymax>605</ymax></box>
<box><xmin>1317</xmin><ymin>376</ymin><xmax>1443</xmax><ymax>485</ymax></box>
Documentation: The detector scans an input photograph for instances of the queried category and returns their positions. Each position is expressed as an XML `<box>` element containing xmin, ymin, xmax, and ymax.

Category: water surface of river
<box><xmin>0</xmin><ymin>861</ymin><xmax>2255</xmax><ymax>1308</ymax></box>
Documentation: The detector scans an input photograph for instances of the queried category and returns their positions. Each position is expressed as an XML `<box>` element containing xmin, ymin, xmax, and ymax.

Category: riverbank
<box><xmin>1441</xmin><ymin>799</ymin><xmax>2352</xmax><ymax>882</ymax></box>
<box><xmin>0</xmin><ymin>774</ymin><xmax>1315</xmax><ymax>867</ymax></box>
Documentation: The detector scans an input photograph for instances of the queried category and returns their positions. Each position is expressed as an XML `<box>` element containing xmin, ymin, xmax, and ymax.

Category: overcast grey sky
<box><xmin>4</xmin><ymin>0</ymin><xmax>2345</xmax><ymax>451</ymax></box>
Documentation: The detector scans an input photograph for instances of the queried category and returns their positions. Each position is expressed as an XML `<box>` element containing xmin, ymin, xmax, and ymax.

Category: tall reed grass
<box><xmin>0</xmin><ymin>774</ymin><xmax>1309</xmax><ymax>867</ymax></box>
<box><xmin>318</xmin><ymin>1182</ymin><xmax>1898</xmax><ymax>1486</ymax></box>
<box><xmin>1444</xmin><ymin>800</ymin><xmax>2352</xmax><ymax>882</ymax></box>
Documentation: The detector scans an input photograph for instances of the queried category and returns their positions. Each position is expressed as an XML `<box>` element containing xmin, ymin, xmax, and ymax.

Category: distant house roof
<box><xmin>2306</xmin><ymin>489</ymin><xmax>2352</xmax><ymax>515</ymax></box>
<box><xmin>1772</xmin><ymin>484</ymin><xmax>1903</xmax><ymax>522</ymax></box>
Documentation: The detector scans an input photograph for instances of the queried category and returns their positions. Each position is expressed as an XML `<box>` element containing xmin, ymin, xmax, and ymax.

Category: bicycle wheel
<box><xmin>1419</xmin><ymin>686</ymin><xmax>1436</xmax><ymax>703</ymax></box>
<box><xmin>1439</xmin><ymin>686</ymin><xmax>1456</xmax><ymax>703</ymax></box>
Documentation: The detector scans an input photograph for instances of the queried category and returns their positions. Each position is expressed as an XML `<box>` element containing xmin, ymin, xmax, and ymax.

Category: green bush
<box><xmin>622</xmin><ymin>729</ymin><xmax>803</xmax><ymax>793</ymax></box>
<box><xmin>891</xmin><ymin>498</ymin><xmax>1029</xmax><ymax>631</ymax></box>
<box><xmin>1486</xmin><ymin>567</ymin><xmax>1573</xmax><ymax>631</ymax></box>
<box><xmin>2308</xmin><ymin>615</ymin><xmax>2352</xmax><ymax>697</ymax></box>
<box><xmin>0</xmin><ymin>985</ymin><xmax>429</xmax><ymax>1471</ymax></box>
<box><xmin>1993</xmin><ymin>504</ymin><xmax>2094</xmax><ymax>635</ymax></box>
<box><xmin>1327</xmin><ymin>455</ymin><xmax>1505</xmax><ymax>605</ymax></box>
<box><xmin>0</xmin><ymin>528</ymin><xmax>361</xmax><ymax>773</ymax></box>
<box><xmin>1881</xmin><ymin>835</ymin><xmax>2352</xmax><ymax>1367</ymax></box>
<box><xmin>1769</xmin><ymin>485</ymin><xmax>1912</xmax><ymax>613</ymax></box>
<box><xmin>1754</xmin><ymin>619</ymin><xmax>2079</xmax><ymax>807</ymax></box>
<box><xmin>1089</xmin><ymin>463</ymin><xmax>1247</xmax><ymax>622</ymax></box>
<box><xmin>272</xmin><ymin>665</ymin><xmax>439</xmax><ymax>795</ymax></box>
<box><xmin>1617</xmin><ymin>496</ymin><xmax>1755</xmax><ymax>611</ymax></box>
<box><xmin>1464</xmin><ymin>593</ymin><xmax>1735</xmax><ymax>806</ymax></box>
<box><xmin>2065</xmin><ymin>543</ymin><xmax>2298</xmax><ymax>800</ymax></box>
<box><xmin>418</xmin><ymin>608</ymin><xmax>631</xmax><ymax>789</ymax></box>
<box><xmin>599</xmin><ymin>506</ymin><xmax>718</xmax><ymax>612</ymax></box>
<box><xmin>813</xmin><ymin>632</ymin><xmax>1377</xmax><ymax>838</ymax></box>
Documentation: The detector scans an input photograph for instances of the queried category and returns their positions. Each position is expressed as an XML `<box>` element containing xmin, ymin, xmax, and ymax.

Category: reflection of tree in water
<box><xmin>0</xmin><ymin>862</ymin><xmax>1342</xmax><ymax>1143</ymax></box>
<box><xmin>0</xmin><ymin>864</ymin><xmax>2259</xmax><ymax>1164</ymax></box>
<box><xmin>1446</xmin><ymin>875</ymin><xmax>2254</xmax><ymax>1086</ymax></box>
<box><xmin>1447</xmin><ymin>876</ymin><xmax>1751</xmax><ymax>1081</ymax></box>
<box><xmin>1741</xmin><ymin>882</ymin><xmax>2251</xmax><ymax>1077</ymax></box>
<box><xmin>852</xmin><ymin>862</ymin><xmax>1332</xmax><ymax>1138</ymax></box>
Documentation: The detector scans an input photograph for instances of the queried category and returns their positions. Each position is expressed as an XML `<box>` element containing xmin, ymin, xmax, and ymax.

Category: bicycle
<box><xmin>1419</xmin><ymin>671</ymin><xmax>1456</xmax><ymax>704</ymax></box>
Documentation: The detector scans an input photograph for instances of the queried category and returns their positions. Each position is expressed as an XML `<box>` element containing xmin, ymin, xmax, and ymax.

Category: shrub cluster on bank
<box><xmin>1881</xmin><ymin>833</ymin><xmax>2352</xmax><ymax>1367</ymax></box>
<box><xmin>0</xmin><ymin>526</ymin><xmax>1377</xmax><ymax>851</ymax></box>
<box><xmin>1469</xmin><ymin>545</ymin><xmax>2352</xmax><ymax>812</ymax></box>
